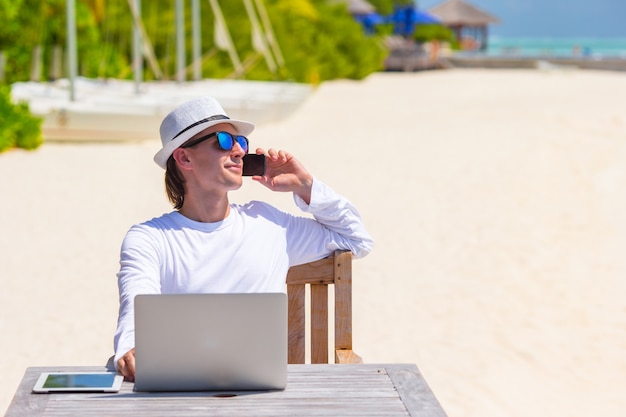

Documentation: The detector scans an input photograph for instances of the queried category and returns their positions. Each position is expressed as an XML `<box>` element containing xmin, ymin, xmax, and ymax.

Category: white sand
<box><xmin>2</xmin><ymin>68</ymin><xmax>625</xmax><ymax>416</ymax></box>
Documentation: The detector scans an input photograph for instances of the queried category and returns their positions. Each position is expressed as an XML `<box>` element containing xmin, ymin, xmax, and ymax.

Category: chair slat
<box><xmin>287</xmin><ymin>284</ymin><xmax>305</xmax><ymax>364</ymax></box>
<box><xmin>334</xmin><ymin>251</ymin><xmax>353</xmax><ymax>350</ymax></box>
<box><xmin>310</xmin><ymin>284</ymin><xmax>329</xmax><ymax>364</ymax></box>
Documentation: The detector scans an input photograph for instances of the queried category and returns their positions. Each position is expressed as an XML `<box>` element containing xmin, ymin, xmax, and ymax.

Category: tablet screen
<box><xmin>33</xmin><ymin>372</ymin><xmax>124</xmax><ymax>393</ymax></box>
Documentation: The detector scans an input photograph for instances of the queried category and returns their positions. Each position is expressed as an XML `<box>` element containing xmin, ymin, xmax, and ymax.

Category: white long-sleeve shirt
<box><xmin>113</xmin><ymin>178</ymin><xmax>373</xmax><ymax>367</ymax></box>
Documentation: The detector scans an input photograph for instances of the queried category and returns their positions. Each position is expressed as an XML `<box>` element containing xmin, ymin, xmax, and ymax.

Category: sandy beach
<box><xmin>2</xmin><ymin>68</ymin><xmax>625</xmax><ymax>416</ymax></box>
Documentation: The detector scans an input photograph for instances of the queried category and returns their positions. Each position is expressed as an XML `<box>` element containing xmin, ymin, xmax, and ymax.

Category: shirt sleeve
<box><xmin>113</xmin><ymin>225</ymin><xmax>162</xmax><ymax>370</ymax></box>
<box><xmin>288</xmin><ymin>177</ymin><xmax>373</xmax><ymax>265</ymax></box>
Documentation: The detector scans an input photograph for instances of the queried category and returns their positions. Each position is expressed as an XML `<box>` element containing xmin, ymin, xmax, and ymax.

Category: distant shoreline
<box><xmin>487</xmin><ymin>36</ymin><xmax>626</xmax><ymax>59</ymax></box>
<box><xmin>443</xmin><ymin>53</ymin><xmax>626</xmax><ymax>72</ymax></box>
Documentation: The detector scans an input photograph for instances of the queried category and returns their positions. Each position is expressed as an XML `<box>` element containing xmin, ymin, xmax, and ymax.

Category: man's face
<box><xmin>175</xmin><ymin>123</ymin><xmax>247</xmax><ymax>194</ymax></box>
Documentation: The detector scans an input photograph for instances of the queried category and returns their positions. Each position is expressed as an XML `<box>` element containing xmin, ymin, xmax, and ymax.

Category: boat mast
<box><xmin>125</xmin><ymin>0</ymin><xmax>163</xmax><ymax>80</ymax></box>
<box><xmin>66</xmin><ymin>0</ymin><xmax>78</xmax><ymax>101</ymax></box>
<box><xmin>132</xmin><ymin>0</ymin><xmax>143</xmax><ymax>93</ymax></box>
<box><xmin>176</xmin><ymin>0</ymin><xmax>186</xmax><ymax>82</ymax></box>
<box><xmin>192</xmin><ymin>0</ymin><xmax>202</xmax><ymax>80</ymax></box>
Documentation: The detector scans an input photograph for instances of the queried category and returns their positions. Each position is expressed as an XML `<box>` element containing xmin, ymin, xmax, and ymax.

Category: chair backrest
<box><xmin>286</xmin><ymin>250</ymin><xmax>362</xmax><ymax>364</ymax></box>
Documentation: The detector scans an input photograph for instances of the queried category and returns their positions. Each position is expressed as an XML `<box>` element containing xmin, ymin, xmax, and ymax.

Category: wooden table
<box><xmin>5</xmin><ymin>364</ymin><xmax>447</xmax><ymax>417</ymax></box>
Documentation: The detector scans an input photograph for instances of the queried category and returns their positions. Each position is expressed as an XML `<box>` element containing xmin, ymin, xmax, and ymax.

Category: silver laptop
<box><xmin>134</xmin><ymin>293</ymin><xmax>287</xmax><ymax>392</ymax></box>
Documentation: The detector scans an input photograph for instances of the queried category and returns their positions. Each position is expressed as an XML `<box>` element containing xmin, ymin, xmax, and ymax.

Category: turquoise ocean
<box><xmin>486</xmin><ymin>37</ymin><xmax>626</xmax><ymax>59</ymax></box>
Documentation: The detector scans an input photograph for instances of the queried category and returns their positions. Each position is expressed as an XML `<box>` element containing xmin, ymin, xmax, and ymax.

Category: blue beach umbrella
<box><xmin>354</xmin><ymin>12</ymin><xmax>385</xmax><ymax>34</ymax></box>
<box><xmin>412</xmin><ymin>10</ymin><xmax>441</xmax><ymax>24</ymax></box>
<box><xmin>391</xmin><ymin>6</ymin><xmax>441</xmax><ymax>37</ymax></box>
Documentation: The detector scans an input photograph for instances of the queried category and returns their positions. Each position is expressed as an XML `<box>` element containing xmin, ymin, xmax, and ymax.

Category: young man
<box><xmin>113</xmin><ymin>96</ymin><xmax>373</xmax><ymax>381</ymax></box>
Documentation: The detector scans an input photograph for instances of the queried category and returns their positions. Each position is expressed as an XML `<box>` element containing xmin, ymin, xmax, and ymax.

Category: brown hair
<box><xmin>165</xmin><ymin>156</ymin><xmax>186</xmax><ymax>209</ymax></box>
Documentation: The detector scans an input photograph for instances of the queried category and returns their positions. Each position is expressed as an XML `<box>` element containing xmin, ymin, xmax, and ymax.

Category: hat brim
<box><xmin>154</xmin><ymin>118</ymin><xmax>255</xmax><ymax>169</ymax></box>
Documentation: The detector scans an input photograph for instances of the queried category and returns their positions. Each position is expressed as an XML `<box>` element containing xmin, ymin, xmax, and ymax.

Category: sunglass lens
<box><xmin>216</xmin><ymin>132</ymin><xmax>232</xmax><ymax>150</ymax></box>
<box><xmin>236</xmin><ymin>136</ymin><xmax>249</xmax><ymax>153</ymax></box>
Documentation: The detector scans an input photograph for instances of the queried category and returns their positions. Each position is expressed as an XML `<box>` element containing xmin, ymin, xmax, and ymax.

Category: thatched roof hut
<box><xmin>428</xmin><ymin>0</ymin><xmax>499</xmax><ymax>51</ymax></box>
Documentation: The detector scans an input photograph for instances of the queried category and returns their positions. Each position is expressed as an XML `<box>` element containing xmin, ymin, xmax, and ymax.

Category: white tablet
<box><xmin>33</xmin><ymin>372</ymin><xmax>124</xmax><ymax>393</ymax></box>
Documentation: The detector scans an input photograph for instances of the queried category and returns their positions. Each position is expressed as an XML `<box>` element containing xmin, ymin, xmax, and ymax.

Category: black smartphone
<box><xmin>242</xmin><ymin>154</ymin><xmax>266</xmax><ymax>176</ymax></box>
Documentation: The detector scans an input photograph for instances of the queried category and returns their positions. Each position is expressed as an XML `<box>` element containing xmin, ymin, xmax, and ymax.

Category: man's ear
<box><xmin>172</xmin><ymin>148</ymin><xmax>193</xmax><ymax>170</ymax></box>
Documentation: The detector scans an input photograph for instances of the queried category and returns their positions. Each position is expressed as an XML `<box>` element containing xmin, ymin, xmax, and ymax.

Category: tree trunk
<box><xmin>31</xmin><ymin>45</ymin><xmax>43</xmax><ymax>81</ymax></box>
<box><xmin>50</xmin><ymin>44</ymin><xmax>63</xmax><ymax>81</ymax></box>
<box><xmin>0</xmin><ymin>51</ymin><xmax>5</xmax><ymax>83</ymax></box>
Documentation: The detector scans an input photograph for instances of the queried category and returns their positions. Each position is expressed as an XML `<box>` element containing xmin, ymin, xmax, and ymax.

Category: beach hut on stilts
<box><xmin>428</xmin><ymin>0</ymin><xmax>499</xmax><ymax>52</ymax></box>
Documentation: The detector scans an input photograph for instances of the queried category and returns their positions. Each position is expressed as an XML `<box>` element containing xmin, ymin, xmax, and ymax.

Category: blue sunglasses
<box><xmin>181</xmin><ymin>131</ymin><xmax>249</xmax><ymax>153</ymax></box>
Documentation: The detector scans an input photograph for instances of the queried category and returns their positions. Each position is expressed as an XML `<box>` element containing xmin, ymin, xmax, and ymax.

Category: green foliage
<box><xmin>368</xmin><ymin>0</ymin><xmax>412</xmax><ymax>15</ymax></box>
<box><xmin>0</xmin><ymin>0</ymin><xmax>22</xmax><ymax>20</ymax></box>
<box><xmin>268</xmin><ymin>0</ymin><xmax>386</xmax><ymax>83</ymax></box>
<box><xmin>0</xmin><ymin>0</ymin><xmax>395</xmax><ymax>85</ymax></box>
<box><xmin>414</xmin><ymin>24</ymin><xmax>459</xmax><ymax>49</ymax></box>
<box><xmin>0</xmin><ymin>86</ymin><xmax>43</xmax><ymax>152</ymax></box>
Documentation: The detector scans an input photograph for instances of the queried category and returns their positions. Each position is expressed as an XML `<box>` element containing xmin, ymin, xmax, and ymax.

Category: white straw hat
<box><xmin>154</xmin><ymin>96</ymin><xmax>255</xmax><ymax>169</ymax></box>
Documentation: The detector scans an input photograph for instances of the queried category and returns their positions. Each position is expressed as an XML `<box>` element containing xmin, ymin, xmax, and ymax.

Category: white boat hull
<box><xmin>11</xmin><ymin>78</ymin><xmax>312</xmax><ymax>142</ymax></box>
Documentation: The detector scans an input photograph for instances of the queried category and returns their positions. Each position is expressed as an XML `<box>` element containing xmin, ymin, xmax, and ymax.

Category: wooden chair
<box><xmin>286</xmin><ymin>250</ymin><xmax>363</xmax><ymax>364</ymax></box>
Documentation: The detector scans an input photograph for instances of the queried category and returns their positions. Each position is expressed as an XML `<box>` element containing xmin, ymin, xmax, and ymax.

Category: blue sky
<box><xmin>417</xmin><ymin>0</ymin><xmax>626</xmax><ymax>37</ymax></box>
